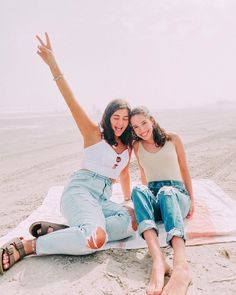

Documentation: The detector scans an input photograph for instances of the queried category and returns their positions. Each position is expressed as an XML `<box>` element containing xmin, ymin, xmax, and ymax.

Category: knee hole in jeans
<box><xmin>86</xmin><ymin>227</ymin><xmax>107</xmax><ymax>249</ymax></box>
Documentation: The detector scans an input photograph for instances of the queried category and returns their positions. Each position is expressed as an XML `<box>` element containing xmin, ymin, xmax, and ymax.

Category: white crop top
<box><xmin>81</xmin><ymin>140</ymin><xmax>129</xmax><ymax>180</ymax></box>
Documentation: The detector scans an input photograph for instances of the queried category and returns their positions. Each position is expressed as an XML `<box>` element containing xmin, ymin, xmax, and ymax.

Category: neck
<box><xmin>114</xmin><ymin>136</ymin><xmax>121</xmax><ymax>147</ymax></box>
<box><xmin>143</xmin><ymin>139</ymin><xmax>155</xmax><ymax>145</ymax></box>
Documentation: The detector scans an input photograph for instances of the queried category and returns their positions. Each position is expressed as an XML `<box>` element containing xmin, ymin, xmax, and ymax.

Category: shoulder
<box><xmin>84</xmin><ymin>127</ymin><xmax>103</xmax><ymax>147</ymax></box>
<box><xmin>167</xmin><ymin>132</ymin><xmax>181</xmax><ymax>143</ymax></box>
<box><xmin>133</xmin><ymin>140</ymin><xmax>140</xmax><ymax>150</ymax></box>
<box><xmin>132</xmin><ymin>140</ymin><xmax>141</xmax><ymax>156</ymax></box>
<box><xmin>167</xmin><ymin>132</ymin><xmax>184</xmax><ymax>149</ymax></box>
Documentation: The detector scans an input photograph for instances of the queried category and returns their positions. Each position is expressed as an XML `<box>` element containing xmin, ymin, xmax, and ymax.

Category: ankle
<box><xmin>152</xmin><ymin>252</ymin><xmax>165</xmax><ymax>264</ymax></box>
<box><xmin>174</xmin><ymin>259</ymin><xmax>188</xmax><ymax>266</ymax></box>
<box><xmin>173</xmin><ymin>262</ymin><xmax>190</xmax><ymax>274</ymax></box>
<box><xmin>23</xmin><ymin>239</ymin><xmax>36</xmax><ymax>255</ymax></box>
<box><xmin>31</xmin><ymin>239</ymin><xmax>36</xmax><ymax>254</ymax></box>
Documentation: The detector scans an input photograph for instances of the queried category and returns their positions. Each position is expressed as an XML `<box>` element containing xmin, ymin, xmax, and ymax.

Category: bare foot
<box><xmin>37</xmin><ymin>226</ymin><xmax>54</xmax><ymax>236</ymax></box>
<box><xmin>161</xmin><ymin>263</ymin><xmax>192</xmax><ymax>295</ymax></box>
<box><xmin>2</xmin><ymin>239</ymin><xmax>35</xmax><ymax>271</ymax></box>
<box><xmin>146</xmin><ymin>258</ymin><xmax>171</xmax><ymax>295</ymax></box>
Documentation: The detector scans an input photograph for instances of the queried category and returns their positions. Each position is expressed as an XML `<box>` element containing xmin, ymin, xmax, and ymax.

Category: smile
<box><xmin>140</xmin><ymin>130</ymin><xmax>149</xmax><ymax>137</ymax></box>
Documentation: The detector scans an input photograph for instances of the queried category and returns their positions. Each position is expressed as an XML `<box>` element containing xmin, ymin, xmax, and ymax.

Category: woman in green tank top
<box><xmin>130</xmin><ymin>106</ymin><xmax>195</xmax><ymax>295</ymax></box>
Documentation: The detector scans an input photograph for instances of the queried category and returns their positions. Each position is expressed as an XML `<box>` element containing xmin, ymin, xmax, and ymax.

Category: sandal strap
<box><xmin>12</xmin><ymin>239</ymin><xmax>26</xmax><ymax>259</ymax></box>
<box><xmin>0</xmin><ymin>237</ymin><xmax>26</xmax><ymax>273</ymax></box>
<box><xmin>5</xmin><ymin>247</ymin><xmax>15</xmax><ymax>268</ymax></box>
<box><xmin>40</xmin><ymin>224</ymin><xmax>50</xmax><ymax>235</ymax></box>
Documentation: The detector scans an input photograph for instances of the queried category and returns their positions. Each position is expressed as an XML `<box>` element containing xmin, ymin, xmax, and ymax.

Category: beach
<box><xmin>0</xmin><ymin>104</ymin><xmax>236</xmax><ymax>294</ymax></box>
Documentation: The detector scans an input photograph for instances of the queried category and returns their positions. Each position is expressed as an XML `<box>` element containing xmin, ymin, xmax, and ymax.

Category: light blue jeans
<box><xmin>36</xmin><ymin>170</ymin><xmax>134</xmax><ymax>255</ymax></box>
<box><xmin>131</xmin><ymin>180</ymin><xmax>190</xmax><ymax>246</ymax></box>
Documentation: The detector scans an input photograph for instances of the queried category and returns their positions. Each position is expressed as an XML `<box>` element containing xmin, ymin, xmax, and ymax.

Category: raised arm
<box><xmin>171</xmin><ymin>133</ymin><xmax>195</xmax><ymax>218</ymax></box>
<box><xmin>36</xmin><ymin>33</ymin><xmax>100</xmax><ymax>146</ymax></box>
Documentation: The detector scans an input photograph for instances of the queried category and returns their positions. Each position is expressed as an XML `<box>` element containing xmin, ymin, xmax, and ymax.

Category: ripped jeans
<box><xmin>36</xmin><ymin>170</ymin><xmax>134</xmax><ymax>255</ymax></box>
<box><xmin>131</xmin><ymin>180</ymin><xmax>190</xmax><ymax>245</ymax></box>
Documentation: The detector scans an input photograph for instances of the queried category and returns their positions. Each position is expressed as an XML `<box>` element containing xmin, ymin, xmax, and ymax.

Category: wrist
<box><xmin>53</xmin><ymin>73</ymin><xmax>64</xmax><ymax>81</ymax></box>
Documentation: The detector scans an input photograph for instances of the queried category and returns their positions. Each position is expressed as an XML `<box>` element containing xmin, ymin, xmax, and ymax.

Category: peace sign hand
<box><xmin>36</xmin><ymin>32</ymin><xmax>56</xmax><ymax>66</ymax></box>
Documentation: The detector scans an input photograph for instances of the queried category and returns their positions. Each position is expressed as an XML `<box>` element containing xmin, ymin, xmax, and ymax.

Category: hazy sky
<box><xmin>1</xmin><ymin>0</ymin><xmax>236</xmax><ymax>113</ymax></box>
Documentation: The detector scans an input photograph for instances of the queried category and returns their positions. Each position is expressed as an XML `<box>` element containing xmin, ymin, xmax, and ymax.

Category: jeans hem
<box><xmin>166</xmin><ymin>228</ymin><xmax>185</xmax><ymax>246</ymax></box>
<box><xmin>138</xmin><ymin>220</ymin><xmax>158</xmax><ymax>239</ymax></box>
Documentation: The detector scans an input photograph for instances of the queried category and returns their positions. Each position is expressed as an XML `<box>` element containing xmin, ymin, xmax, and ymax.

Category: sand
<box><xmin>0</xmin><ymin>103</ymin><xmax>236</xmax><ymax>294</ymax></box>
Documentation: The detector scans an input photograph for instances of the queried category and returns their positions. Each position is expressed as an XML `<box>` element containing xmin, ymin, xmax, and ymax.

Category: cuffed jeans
<box><xmin>36</xmin><ymin>170</ymin><xmax>134</xmax><ymax>255</ymax></box>
<box><xmin>131</xmin><ymin>180</ymin><xmax>190</xmax><ymax>245</ymax></box>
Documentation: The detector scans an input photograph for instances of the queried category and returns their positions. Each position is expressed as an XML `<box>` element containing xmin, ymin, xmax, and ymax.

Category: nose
<box><xmin>138</xmin><ymin>125</ymin><xmax>145</xmax><ymax>132</ymax></box>
<box><xmin>117</xmin><ymin>118</ymin><xmax>126</xmax><ymax>126</ymax></box>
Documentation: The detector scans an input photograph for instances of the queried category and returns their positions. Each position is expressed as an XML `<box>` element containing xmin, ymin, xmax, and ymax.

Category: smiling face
<box><xmin>110</xmin><ymin>108</ymin><xmax>129</xmax><ymax>137</ymax></box>
<box><xmin>131</xmin><ymin>114</ymin><xmax>154</xmax><ymax>141</ymax></box>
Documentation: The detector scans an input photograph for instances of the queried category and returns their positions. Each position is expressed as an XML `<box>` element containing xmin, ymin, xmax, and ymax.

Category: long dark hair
<box><xmin>130</xmin><ymin>106</ymin><xmax>170</xmax><ymax>147</ymax></box>
<box><xmin>100</xmin><ymin>99</ymin><xmax>133</xmax><ymax>147</ymax></box>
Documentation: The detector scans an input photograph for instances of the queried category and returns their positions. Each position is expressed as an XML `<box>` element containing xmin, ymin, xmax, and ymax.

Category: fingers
<box><xmin>37</xmin><ymin>44</ymin><xmax>50</xmax><ymax>55</ymax></box>
<box><xmin>187</xmin><ymin>210</ymin><xmax>194</xmax><ymax>219</ymax></box>
<box><xmin>45</xmin><ymin>32</ymin><xmax>52</xmax><ymax>49</ymax></box>
<box><xmin>36</xmin><ymin>34</ymin><xmax>46</xmax><ymax>47</ymax></box>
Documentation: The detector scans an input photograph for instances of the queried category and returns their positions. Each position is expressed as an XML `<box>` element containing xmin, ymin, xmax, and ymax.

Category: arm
<box><xmin>133</xmin><ymin>142</ymin><xmax>147</xmax><ymax>185</ymax></box>
<box><xmin>171</xmin><ymin>133</ymin><xmax>195</xmax><ymax>218</ymax></box>
<box><xmin>120</xmin><ymin>164</ymin><xmax>131</xmax><ymax>201</ymax></box>
<box><xmin>120</xmin><ymin>148</ymin><xmax>132</xmax><ymax>201</ymax></box>
<box><xmin>36</xmin><ymin>33</ymin><xmax>100</xmax><ymax>146</ymax></box>
<box><xmin>139</xmin><ymin>162</ymin><xmax>147</xmax><ymax>185</ymax></box>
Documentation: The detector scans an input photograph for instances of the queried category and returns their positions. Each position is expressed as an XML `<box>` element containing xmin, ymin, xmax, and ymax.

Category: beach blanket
<box><xmin>0</xmin><ymin>179</ymin><xmax>236</xmax><ymax>249</ymax></box>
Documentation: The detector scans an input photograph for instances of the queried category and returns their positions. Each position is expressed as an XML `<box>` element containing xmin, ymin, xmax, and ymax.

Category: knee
<box><xmin>158</xmin><ymin>186</ymin><xmax>175</xmax><ymax>198</ymax></box>
<box><xmin>86</xmin><ymin>227</ymin><xmax>107</xmax><ymax>250</ymax></box>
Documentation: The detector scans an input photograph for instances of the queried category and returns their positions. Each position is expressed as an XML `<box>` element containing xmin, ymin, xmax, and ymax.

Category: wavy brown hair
<box><xmin>130</xmin><ymin>106</ymin><xmax>170</xmax><ymax>147</ymax></box>
<box><xmin>100</xmin><ymin>99</ymin><xmax>133</xmax><ymax>147</ymax></box>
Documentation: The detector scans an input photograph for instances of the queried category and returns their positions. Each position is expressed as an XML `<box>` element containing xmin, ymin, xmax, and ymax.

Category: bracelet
<box><xmin>53</xmin><ymin>73</ymin><xmax>64</xmax><ymax>81</ymax></box>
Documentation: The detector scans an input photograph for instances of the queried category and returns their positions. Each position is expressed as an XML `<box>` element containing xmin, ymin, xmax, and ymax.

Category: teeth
<box><xmin>141</xmin><ymin>131</ymin><xmax>148</xmax><ymax>137</ymax></box>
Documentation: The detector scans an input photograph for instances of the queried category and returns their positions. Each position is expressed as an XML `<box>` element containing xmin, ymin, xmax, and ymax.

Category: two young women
<box><xmin>1</xmin><ymin>33</ymin><xmax>194</xmax><ymax>295</ymax></box>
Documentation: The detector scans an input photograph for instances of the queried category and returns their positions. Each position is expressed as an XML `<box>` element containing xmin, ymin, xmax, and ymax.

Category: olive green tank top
<box><xmin>138</xmin><ymin>140</ymin><xmax>182</xmax><ymax>182</ymax></box>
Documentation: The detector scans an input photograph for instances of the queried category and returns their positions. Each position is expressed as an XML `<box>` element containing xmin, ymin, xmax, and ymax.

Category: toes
<box><xmin>3</xmin><ymin>263</ymin><xmax>9</xmax><ymax>270</ymax></box>
<box><xmin>147</xmin><ymin>286</ymin><xmax>162</xmax><ymax>295</ymax></box>
<box><xmin>2</xmin><ymin>253</ymin><xmax>10</xmax><ymax>270</ymax></box>
<box><xmin>47</xmin><ymin>226</ymin><xmax>54</xmax><ymax>233</ymax></box>
<box><xmin>36</xmin><ymin>227</ymin><xmax>53</xmax><ymax>236</ymax></box>
<box><xmin>3</xmin><ymin>253</ymin><xmax>9</xmax><ymax>262</ymax></box>
<box><xmin>36</xmin><ymin>229</ymin><xmax>42</xmax><ymax>236</ymax></box>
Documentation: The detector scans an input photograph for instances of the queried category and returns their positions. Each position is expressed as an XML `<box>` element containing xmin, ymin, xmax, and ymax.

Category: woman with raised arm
<box><xmin>130</xmin><ymin>106</ymin><xmax>194</xmax><ymax>295</ymax></box>
<box><xmin>0</xmin><ymin>33</ymin><xmax>137</xmax><ymax>274</ymax></box>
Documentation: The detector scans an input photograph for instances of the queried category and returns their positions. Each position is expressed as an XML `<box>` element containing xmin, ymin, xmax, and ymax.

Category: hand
<box><xmin>186</xmin><ymin>200</ymin><xmax>195</xmax><ymax>219</ymax></box>
<box><xmin>123</xmin><ymin>205</ymin><xmax>138</xmax><ymax>231</ymax></box>
<box><xmin>36</xmin><ymin>32</ymin><xmax>56</xmax><ymax>66</ymax></box>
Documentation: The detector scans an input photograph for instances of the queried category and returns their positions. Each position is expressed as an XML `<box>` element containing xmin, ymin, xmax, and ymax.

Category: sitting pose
<box><xmin>0</xmin><ymin>33</ymin><xmax>137</xmax><ymax>274</ymax></box>
<box><xmin>130</xmin><ymin>106</ymin><xmax>194</xmax><ymax>295</ymax></box>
